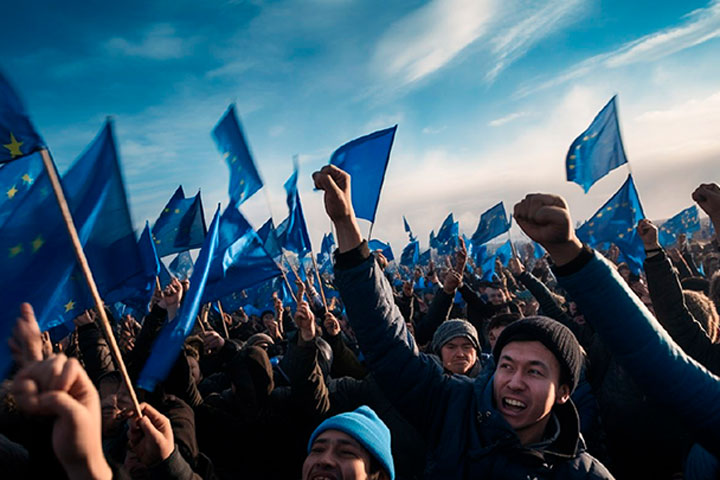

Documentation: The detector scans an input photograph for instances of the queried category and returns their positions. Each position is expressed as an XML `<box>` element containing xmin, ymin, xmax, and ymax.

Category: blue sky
<box><xmin>5</xmin><ymin>0</ymin><xmax>720</xmax><ymax>253</ymax></box>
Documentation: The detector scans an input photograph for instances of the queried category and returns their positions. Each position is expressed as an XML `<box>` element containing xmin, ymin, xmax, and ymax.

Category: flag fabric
<box><xmin>138</xmin><ymin>206</ymin><xmax>221</xmax><ymax>392</ymax></box>
<box><xmin>329</xmin><ymin>126</ymin><xmax>397</xmax><ymax>223</ymax></box>
<box><xmin>151</xmin><ymin>186</ymin><xmax>206</xmax><ymax>258</ymax></box>
<box><xmin>212</xmin><ymin>105</ymin><xmax>263</xmax><ymax>206</ymax></box>
<box><xmin>201</xmin><ymin>205</ymin><xmax>283</xmax><ymax>304</ymax></box>
<box><xmin>494</xmin><ymin>240</ymin><xmax>513</xmax><ymax>267</ymax></box>
<box><xmin>566</xmin><ymin>96</ymin><xmax>628</xmax><ymax>193</ymax></box>
<box><xmin>436</xmin><ymin>213</ymin><xmax>459</xmax><ymax>255</ymax></box>
<box><xmin>400</xmin><ymin>240</ymin><xmax>419</xmax><ymax>267</ymax></box>
<box><xmin>472</xmin><ymin>202</ymin><xmax>510</xmax><ymax>245</ymax></box>
<box><xmin>257</xmin><ymin>219</ymin><xmax>283</xmax><ymax>259</ymax></box>
<box><xmin>0</xmin><ymin>72</ymin><xmax>44</xmax><ymax>164</ymax></box>
<box><xmin>118</xmin><ymin>223</ymin><xmax>161</xmax><ymax>314</ymax></box>
<box><xmin>403</xmin><ymin>216</ymin><xmax>416</xmax><ymax>241</ymax></box>
<box><xmin>319</xmin><ymin>232</ymin><xmax>336</xmax><ymax>261</ymax></box>
<box><xmin>368</xmin><ymin>239</ymin><xmax>394</xmax><ymax>262</ymax></box>
<box><xmin>658</xmin><ymin>206</ymin><xmax>700</xmax><ymax>247</ymax></box>
<box><xmin>473</xmin><ymin>244</ymin><xmax>497</xmax><ymax>282</ymax></box>
<box><xmin>158</xmin><ymin>256</ymin><xmax>173</xmax><ymax>288</ymax></box>
<box><xmin>429</xmin><ymin>230</ymin><xmax>439</xmax><ymax>250</ymax></box>
<box><xmin>576</xmin><ymin>174</ymin><xmax>645</xmax><ymax>273</ymax></box>
<box><xmin>277</xmin><ymin>168</ymin><xmax>312</xmax><ymax>256</ymax></box>
<box><xmin>418</xmin><ymin>248</ymin><xmax>432</xmax><ymax>266</ymax></box>
<box><xmin>169</xmin><ymin>251</ymin><xmax>194</xmax><ymax>279</ymax></box>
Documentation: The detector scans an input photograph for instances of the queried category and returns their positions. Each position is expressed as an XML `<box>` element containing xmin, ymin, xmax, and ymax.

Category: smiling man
<box><xmin>314</xmin><ymin>165</ymin><xmax>612</xmax><ymax>479</ymax></box>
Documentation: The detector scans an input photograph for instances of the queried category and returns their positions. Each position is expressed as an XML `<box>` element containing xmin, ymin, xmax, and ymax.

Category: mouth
<box><xmin>501</xmin><ymin>397</ymin><xmax>527</xmax><ymax>413</ymax></box>
<box><xmin>310</xmin><ymin>475</ymin><xmax>339</xmax><ymax>480</ymax></box>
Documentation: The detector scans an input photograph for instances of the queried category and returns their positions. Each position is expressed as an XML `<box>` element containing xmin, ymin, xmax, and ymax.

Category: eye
<box><xmin>528</xmin><ymin>368</ymin><xmax>544</xmax><ymax>377</ymax></box>
<box><xmin>340</xmin><ymin>449</ymin><xmax>360</xmax><ymax>458</ymax></box>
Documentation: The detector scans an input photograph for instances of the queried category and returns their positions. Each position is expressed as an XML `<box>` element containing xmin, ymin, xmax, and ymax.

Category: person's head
<box><xmin>260</xmin><ymin>310</ymin><xmax>276</xmax><ymax>329</ymax></box>
<box><xmin>98</xmin><ymin>371</ymin><xmax>132</xmax><ymax>437</ymax></box>
<box><xmin>492</xmin><ymin>317</ymin><xmax>582</xmax><ymax>446</ymax></box>
<box><xmin>704</xmin><ymin>254</ymin><xmax>720</xmax><ymax>278</ymax></box>
<box><xmin>486</xmin><ymin>313</ymin><xmax>522</xmax><ymax>351</ymax></box>
<box><xmin>245</xmin><ymin>332</ymin><xmax>275</xmax><ymax>351</ymax></box>
<box><xmin>684</xmin><ymin>290</ymin><xmax>720</xmax><ymax>343</ymax></box>
<box><xmin>431</xmin><ymin>320</ymin><xmax>480</xmax><ymax>375</ymax></box>
<box><xmin>617</xmin><ymin>263</ymin><xmax>631</xmax><ymax>282</ymax></box>
<box><xmin>486</xmin><ymin>285</ymin><xmax>506</xmax><ymax>306</ymax></box>
<box><xmin>304</xmin><ymin>406</ymin><xmax>394</xmax><ymax>480</ymax></box>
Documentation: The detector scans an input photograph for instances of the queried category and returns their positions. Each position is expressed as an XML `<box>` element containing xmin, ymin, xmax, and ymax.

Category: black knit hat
<box><xmin>492</xmin><ymin>316</ymin><xmax>582</xmax><ymax>393</ymax></box>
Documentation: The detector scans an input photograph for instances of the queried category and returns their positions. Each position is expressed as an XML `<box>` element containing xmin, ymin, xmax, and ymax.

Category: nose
<box><xmin>506</xmin><ymin>370</ymin><xmax>525</xmax><ymax>391</ymax></box>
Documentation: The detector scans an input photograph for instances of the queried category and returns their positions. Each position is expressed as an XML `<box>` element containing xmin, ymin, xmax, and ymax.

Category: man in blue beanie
<box><xmin>303</xmin><ymin>406</ymin><xmax>394</xmax><ymax>480</ymax></box>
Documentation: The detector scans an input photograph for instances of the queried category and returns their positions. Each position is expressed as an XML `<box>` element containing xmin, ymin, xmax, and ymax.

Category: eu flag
<box><xmin>329</xmin><ymin>126</ymin><xmax>397</xmax><ymax>223</ymax></box>
<box><xmin>257</xmin><ymin>218</ymin><xmax>283</xmax><ymax>259</ymax></box>
<box><xmin>212</xmin><ymin>105</ymin><xmax>263</xmax><ymax>206</ymax></box>
<box><xmin>152</xmin><ymin>186</ymin><xmax>206</xmax><ymax>258</ymax></box>
<box><xmin>400</xmin><ymin>240</ymin><xmax>419</xmax><ymax>267</ymax></box>
<box><xmin>403</xmin><ymin>216</ymin><xmax>416</xmax><ymax>241</ymax></box>
<box><xmin>201</xmin><ymin>205</ymin><xmax>283</xmax><ymax>303</ymax></box>
<box><xmin>138</xmin><ymin>206</ymin><xmax>221</xmax><ymax>392</ymax></box>
<box><xmin>368</xmin><ymin>239</ymin><xmax>394</xmax><ymax>261</ymax></box>
<box><xmin>429</xmin><ymin>230</ymin><xmax>438</xmax><ymax>250</ymax></box>
<box><xmin>118</xmin><ymin>223</ymin><xmax>160</xmax><ymax>314</ymax></box>
<box><xmin>576</xmin><ymin>175</ymin><xmax>645</xmax><ymax>273</ymax></box>
<box><xmin>566</xmin><ymin>96</ymin><xmax>628</xmax><ymax>193</ymax></box>
<box><xmin>418</xmin><ymin>248</ymin><xmax>432</xmax><ymax>266</ymax></box>
<box><xmin>436</xmin><ymin>213</ymin><xmax>459</xmax><ymax>254</ymax></box>
<box><xmin>0</xmin><ymin>72</ymin><xmax>44</xmax><ymax>163</ymax></box>
<box><xmin>473</xmin><ymin>244</ymin><xmax>497</xmax><ymax>282</ymax></box>
<box><xmin>658</xmin><ymin>206</ymin><xmax>700</xmax><ymax>247</ymax></box>
<box><xmin>277</xmin><ymin>167</ymin><xmax>312</xmax><ymax>256</ymax></box>
<box><xmin>472</xmin><ymin>202</ymin><xmax>509</xmax><ymax>245</ymax></box>
<box><xmin>168</xmin><ymin>251</ymin><xmax>194</xmax><ymax>279</ymax></box>
<box><xmin>494</xmin><ymin>240</ymin><xmax>513</xmax><ymax>267</ymax></box>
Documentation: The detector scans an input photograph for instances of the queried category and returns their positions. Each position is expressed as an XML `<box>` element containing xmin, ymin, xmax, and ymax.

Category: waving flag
<box><xmin>472</xmin><ymin>202</ymin><xmax>509</xmax><ymax>245</ymax></box>
<box><xmin>329</xmin><ymin>126</ymin><xmax>397</xmax><ymax>223</ymax></box>
<box><xmin>494</xmin><ymin>240</ymin><xmax>513</xmax><ymax>266</ymax></box>
<box><xmin>138</xmin><ymin>206</ymin><xmax>221</xmax><ymax>392</ymax></box>
<box><xmin>436</xmin><ymin>213</ymin><xmax>459</xmax><ymax>254</ymax></box>
<box><xmin>118</xmin><ymin>223</ymin><xmax>161</xmax><ymax>314</ymax></box>
<box><xmin>403</xmin><ymin>216</ymin><xmax>416</xmax><ymax>241</ymax></box>
<box><xmin>212</xmin><ymin>105</ymin><xmax>263</xmax><ymax>206</ymax></box>
<box><xmin>576</xmin><ymin>175</ymin><xmax>645</xmax><ymax>272</ymax></box>
<box><xmin>277</xmin><ymin>167</ymin><xmax>312</xmax><ymax>256</ymax></box>
<box><xmin>201</xmin><ymin>205</ymin><xmax>283</xmax><ymax>303</ymax></box>
<box><xmin>152</xmin><ymin>186</ymin><xmax>206</xmax><ymax>257</ymax></box>
<box><xmin>168</xmin><ymin>251</ymin><xmax>194</xmax><ymax>279</ymax></box>
<box><xmin>566</xmin><ymin>96</ymin><xmax>628</xmax><ymax>193</ymax></box>
<box><xmin>257</xmin><ymin>219</ymin><xmax>283</xmax><ymax>259</ymax></box>
<box><xmin>400</xmin><ymin>240</ymin><xmax>419</xmax><ymax>267</ymax></box>
<box><xmin>368</xmin><ymin>239</ymin><xmax>394</xmax><ymax>262</ymax></box>
<box><xmin>0</xmin><ymin>72</ymin><xmax>44</xmax><ymax>164</ymax></box>
<box><xmin>658</xmin><ymin>206</ymin><xmax>700</xmax><ymax>247</ymax></box>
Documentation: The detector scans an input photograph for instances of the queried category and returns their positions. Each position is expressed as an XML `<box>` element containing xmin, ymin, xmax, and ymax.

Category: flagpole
<box><xmin>40</xmin><ymin>149</ymin><xmax>142</xmax><ymax>418</ymax></box>
<box><xmin>216</xmin><ymin>301</ymin><xmax>230</xmax><ymax>338</ymax></box>
<box><xmin>279</xmin><ymin>268</ymin><xmax>298</xmax><ymax>303</ymax></box>
<box><xmin>310</xmin><ymin>249</ymin><xmax>329</xmax><ymax>312</ymax></box>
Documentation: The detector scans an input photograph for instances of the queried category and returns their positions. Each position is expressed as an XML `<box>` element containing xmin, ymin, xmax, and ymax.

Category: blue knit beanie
<box><xmin>308</xmin><ymin>406</ymin><xmax>395</xmax><ymax>480</ymax></box>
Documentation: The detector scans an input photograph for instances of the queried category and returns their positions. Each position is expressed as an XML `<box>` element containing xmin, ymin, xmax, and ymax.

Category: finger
<box><xmin>140</xmin><ymin>403</ymin><xmax>171</xmax><ymax>434</ymax></box>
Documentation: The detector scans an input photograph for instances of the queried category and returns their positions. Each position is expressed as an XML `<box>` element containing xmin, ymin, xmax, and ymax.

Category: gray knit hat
<box><xmin>493</xmin><ymin>316</ymin><xmax>582</xmax><ymax>393</ymax></box>
<box><xmin>431</xmin><ymin>319</ymin><xmax>480</xmax><ymax>354</ymax></box>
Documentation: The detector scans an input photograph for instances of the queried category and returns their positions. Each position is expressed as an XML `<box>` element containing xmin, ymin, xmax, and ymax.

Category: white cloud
<box><xmin>104</xmin><ymin>24</ymin><xmax>191</xmax><ymax>60</ymax></box>
<box><xmin>372</xmin><ymin>0</ymin><xmax>497</xmax><ymax>86</ymax></box>
<box><xmin>488</xmin><ymin>111</ymin><xmax>529</xmax><ymax>127</ymax></box>
<box><xmin>518</xmin><ymin>1</ymin><xmax>720</xmax><ymax>97</ymax></box>
<box><xmin>422</xmin><ymin>126</ymin><xmax>447</xmax><ymax>135</ymax></box>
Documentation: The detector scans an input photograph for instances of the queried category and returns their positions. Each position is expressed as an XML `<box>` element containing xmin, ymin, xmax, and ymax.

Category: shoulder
<box><xmin>560</xmin><ymin>452</ymin><xmax>615</xmax><ymax>479</ymax></box>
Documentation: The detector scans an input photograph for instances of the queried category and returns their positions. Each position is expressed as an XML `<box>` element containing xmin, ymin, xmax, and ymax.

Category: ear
<box><xmin>555</xmin><ymin>384</ymin><xmax>571</xmax><ymax>405</ymax></box>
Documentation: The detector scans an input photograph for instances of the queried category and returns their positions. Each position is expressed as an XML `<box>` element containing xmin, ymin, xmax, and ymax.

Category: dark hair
<box><xmin>684</xmin><ymin>290</ymin><xmax>719</xmax><ymax>343</ymax></box>
<box><xmin>488</xmin><ymin>312</ymin><xmax>522</xmax><ymax>332</ymax></box>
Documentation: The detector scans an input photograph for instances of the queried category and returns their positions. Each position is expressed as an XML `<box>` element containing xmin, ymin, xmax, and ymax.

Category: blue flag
<box><xmin>658</xmin><ymin>206</ymin><xmax>700</xmax><ymax>247</ymax></box>
<box><xmin>429</xmin><ymin>230</ymin><xmax>438</xmax><ymax>250</ymax></box>
<box><xmin>473</xmin><ymin>244</ymin><xmax>497</xmax><ymax>282</ymax></box>
<box><xmin>576</xmin><ymin>175</ymin><xmax>645</xmax><ymax>273</ymax></box>
<box><xmin>169</xmin><ymin>251</ymin><xmax>194</xmax><ymax>279</ymax></box>
<box><xmin>158</xmin><ymin>256</ymin><xmax>173</xmax><ymax>288</ymax></box>
<box><xmin>436</xmin><ymin>213</ymin><xmax>459</xmax><ymax>255</ymax></box>
<box><xmin>277</xmin><ymin>167</ymin><xmax>312</xmax><ymax>256</ymax></box>
<box><xmin>257</xmin><ymin>219</ymin><xmax>283</xmax><ymax>259</ymax></box>
<box><xmin>329</xmin><ymin>126</ymin><xmax>397</xmax><ymax>223</ymax></box>
<box><xmin>152</xmin><ymin>186</ymin><xmax>206</xmax><ymax>258</ymax></box>
<box><xmin>0</xmin><ymin>72</ymin><xmax>44</xmax><ymax>163</ymax></box>
<box><xmin>400</xmin><ymin>240</ymin><xmax>419</xmax><ymax>267</ymax></box>
<box><xmin>418</xmin><ymin>248</ymin><xmax>432</xmax><ymax>266</ymax></box>
<box><xmin>212</xmin><ymin>105</ymin><xmax>263</xmax><ymax>206</ymax></box>
<box><xmin>472</xmin><ymin>202</ymin><xmax>510</xmax><ymax>245</ymax></box>
<box><xmin>403</xmin><ymin>216</ymin><xmax>416</xmax><ymax>241</ymax></box>
<box><xmin>494</xmin><ymin>240</ymin><xmax>513</xmax><ymax>267</ymax></box>
<box><xmin>368</xmin><ymin>239</ymin><xmax>394</xmax><ymax>262</ymax></box>
<box><xmin>566</xmin><ymin>96</ymin><xmax>628</xmax><ymax>193</ymax></box>
<box><xmin>201</xmin><ymin>205</ymin><xmax>283</xmax><ymax>303</ymax></box>
<box><xmin>118</xmin><ymin>223</ymin><xmax>160</xmax><ymax>315</ymax></box>
<box><xmin>138</xmin><ymin>206</ymin><xmax>221</xmax><ymax>392</ymax></box>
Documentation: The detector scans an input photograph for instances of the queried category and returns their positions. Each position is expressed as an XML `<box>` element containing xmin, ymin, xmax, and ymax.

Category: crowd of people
<box><xmin>2</xmin><ymin>166</ymin><xmax>720</xmax><ymax>479</ymax></box>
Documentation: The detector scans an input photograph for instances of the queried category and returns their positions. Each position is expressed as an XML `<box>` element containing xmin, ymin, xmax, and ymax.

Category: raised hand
<box><xmin>294</xmin><ymin>301</ymin><xmax>316</xmax><ymax>342</ymax></box>
<box><xmin>693</xmin><ymin>183</ymin><xmax>720</xmax><ymax>220</ymax></box>
<box><xmin>323</xmin><ymin>312</ymin><xmax>341</xmax><ymax>337</ymax></box>
<box><xmin>127</xmin><ymin>402</ymin><xmax>175</xmax><ymax>467</ymax></box>
<box><xmin>202</xmin><ymin>330</ymin><xmax>225</xmax><ymax>354</ymax></box>
<box><xmin>9</xmin><ymin>303</ymin><xmax>44</xmax><ymax>368</ymax></box>
<box><xmin>637</xmin><ymin>219</ymin><xmax>660</xmax><ymax>250</ymax></box>
<box><xmin>12</xmin><ymin>354</ymin><xmax>112</xmax><ymax>480</ymax></box>
<box><xmin>313</xmin><ymin>165</ymin><xmax>363</xmax><ymax>253</ymax></box>
<box><xmin>508</xmin><ymin>257</ymin><xmax>525</xmax><ymax>277</ymax></box>
<box><xmin>159</xmin><ymin>278</ymin><xmax>183</xmax><ymax>320</ymax></box>
<box><xmin>443</xmin><ymin>269</ymin><xmax>463</xmax><ymax>294</ymax></box>
<box><xmin>514</xmin><ymin>193</ymin><xmax>582</xmax><ymax>266</ymax></box>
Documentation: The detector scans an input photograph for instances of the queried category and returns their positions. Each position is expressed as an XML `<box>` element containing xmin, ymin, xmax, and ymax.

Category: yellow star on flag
<box><xmin>223</xmin><ymin>151</ymin><xmax>230</xmax><ymax>159</ymax></box>
<box><xmin>64</xmin><ymin>300</ymin><xmax>75</xmax><ymax>312</ymax></box>
<box><xmin>21</xmin><ymin>173</ymin><xmax>33</xmax><ymax>184</ymax></box>
<box><xmin>6</xmin><ymin>185</ymin><xmax>17</xmax><ymax>199</ymax></box>
<box><xmin>583</xmin><ymin>136</ymin><xmax>589</xmax><ymax>141</ymax></box>
<box><xmin>9</xmin><ymin>244</ymin><xmax>23</xmax><ymax>257</ymax></box>
<box><xmin>174</xmin><ymin>208</ymin><xmax>181</xmax><ymax>214</ymax></box>
<box><xmin>3</xmin><ymin>133</ymin><xmax>24</xmax><ymax>158</ymax></box>
<box><xmin>568</xmin><ymin>165</ymin><xmax>575</xmax><ymax>170</ymax></box>
<box><xmin>32</xmin><ymin>235</ymin><xmax>44</xmax><ymax>252</ymax></box>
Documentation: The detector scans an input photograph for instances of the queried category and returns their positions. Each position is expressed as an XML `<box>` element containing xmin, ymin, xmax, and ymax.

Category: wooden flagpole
<box><xmin>216</xmin><ymin>301</ymin><xmax>230</xmax><ymax>338</ymax></box>
<box><xmin>309</xmin><ymin>249</ymin><xmax>328</xmax><ymax>312</ymax></box>
<box><xmin>40</xmin><ymin>149</ymin><xmax>142</xmax><ymax>417</ymax></box>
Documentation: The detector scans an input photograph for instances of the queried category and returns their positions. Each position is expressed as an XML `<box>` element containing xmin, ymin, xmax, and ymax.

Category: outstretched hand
<box><xmin>513</xmin><ymin>193</ymin><xmax>582</xmax><ymax>266</ymax></box>
<box><xmin>9</xmin><ymin>303</ymin><xmax>44</xmax><ymax>368</ymax></box>
<box><xmin>127</xmin><ymin>403</ymin><xmax>175</xmax><ymax>467</ymax></box>
<box><xmin>294</xmin><ymin>301</ymin><xmax>316</xmax><ymax>342</ymax></box>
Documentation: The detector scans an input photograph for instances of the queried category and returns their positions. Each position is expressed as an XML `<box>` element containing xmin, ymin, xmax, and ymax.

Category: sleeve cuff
<box><xmin>551</xmin><ymin>244</ymin><xmax>594</xmax><ymax>277</ymax></box>
<box><xmin>333</xmin><ymin>240</ymin><xmax>371</xmax><ymax>270</ymax></box>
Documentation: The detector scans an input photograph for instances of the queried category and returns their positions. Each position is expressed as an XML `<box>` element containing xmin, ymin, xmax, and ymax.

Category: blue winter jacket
<box><xmin>334</xmin><ymin>244</ymin><xmax>612</xmax><ymax>479</ymax></box>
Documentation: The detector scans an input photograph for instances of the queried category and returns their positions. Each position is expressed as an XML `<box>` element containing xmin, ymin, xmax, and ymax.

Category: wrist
<box><xmin>334</xmin><ymin>216</ymin><xmax>363</xmax><ymax>253</ymax></box>
<box><xmin>544</xmin><ymin>238</ymin><xmax>583</xmax><ymax>267</ymax></box>
<box><xmin>64</xmin><ymin>454</ymin><xmax>113</xmax><ymax>480</ymax></box>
